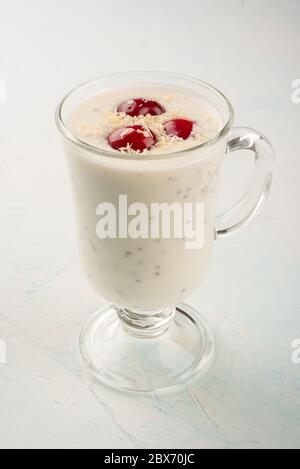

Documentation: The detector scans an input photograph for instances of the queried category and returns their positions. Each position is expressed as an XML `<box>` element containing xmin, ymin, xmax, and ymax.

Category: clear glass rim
<box><xmin>55</xmin><ymin>71</ymin><xmax>234</xmax><ymax>161</ymax></box>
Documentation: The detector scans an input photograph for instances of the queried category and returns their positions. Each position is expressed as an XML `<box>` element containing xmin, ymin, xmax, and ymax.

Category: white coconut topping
<box><xmin>71</xmin><ymin>90</ymin><xmax>221</xmax><ymax>155</ymax></box>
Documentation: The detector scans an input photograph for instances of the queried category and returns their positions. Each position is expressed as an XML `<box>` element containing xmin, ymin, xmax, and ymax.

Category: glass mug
<box><xmin>56</xmin><ymin>72</ymin><xmax>274</xmax><ymax>393</ymax></box>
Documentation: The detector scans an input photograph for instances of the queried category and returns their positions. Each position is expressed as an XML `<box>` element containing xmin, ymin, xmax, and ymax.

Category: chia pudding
<box><xmin>64</xmin><ymin>85</ymin><xmax>225</xmax><ymax>310</ymax></box>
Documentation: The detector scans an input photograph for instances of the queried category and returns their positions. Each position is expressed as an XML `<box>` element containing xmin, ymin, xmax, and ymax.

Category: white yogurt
<box><xmin>64</xmin><ymin>86</ymin><xmax>225</xmax><ymax>310</ymax></box>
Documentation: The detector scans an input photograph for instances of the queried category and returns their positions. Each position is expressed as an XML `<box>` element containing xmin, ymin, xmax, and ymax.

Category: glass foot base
<box><xmin>79</xmin><ymin>303</ymin><xmax>214</xmax><ymax>393</ymax></box>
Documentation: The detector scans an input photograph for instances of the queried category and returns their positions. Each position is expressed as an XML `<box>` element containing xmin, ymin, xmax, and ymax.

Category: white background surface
<box><xmin>0</xmin><ymin>0</ymin><xmax>299</xmax><ymax>449</ymax></box>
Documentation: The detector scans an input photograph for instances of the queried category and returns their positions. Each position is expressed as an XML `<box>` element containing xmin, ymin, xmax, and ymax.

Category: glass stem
<box><xmin>117</xmin><ymin>307</ymin><xmax>175</xmax><ymax>338</ymax></box>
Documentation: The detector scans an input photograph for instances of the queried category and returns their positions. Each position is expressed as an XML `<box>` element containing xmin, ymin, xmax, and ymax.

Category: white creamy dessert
<box><xmin>64</xmin><ymin>85</ymin><xmax>225</xmax><ymax>310</ymax></box>
<box><xmin>68</xmin><ymin>86</ymin><xmax>220</xmax><ymax>155</ymax></box>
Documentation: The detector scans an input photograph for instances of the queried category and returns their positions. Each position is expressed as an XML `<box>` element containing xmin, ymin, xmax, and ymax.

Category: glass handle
<box><xmin>215</xmin><ymin>127</ymin><xmax>275</xmax><ymax>238</ymax></box>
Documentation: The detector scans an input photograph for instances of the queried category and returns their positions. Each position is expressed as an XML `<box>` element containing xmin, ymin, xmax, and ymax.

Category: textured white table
<box><xmin>0</xmin><ymin>0</ymin><xmax>299</xmax><ymax>449</ymax></box>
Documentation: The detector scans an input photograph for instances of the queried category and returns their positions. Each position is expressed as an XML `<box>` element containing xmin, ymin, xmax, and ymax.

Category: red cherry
<box><xmin>107</xmin><ymin>125</ymin><xmax>157</xmax><ymax>152</ymax></box>
<box><xmin>164</xmin><ymin>118</ymin><xmax>194</xmax><ymax>140</ymax></box>
<box><xmin>117</xmin><ymin>98</ymin><xmax>165</xmax><ymax>117</ymax></box>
